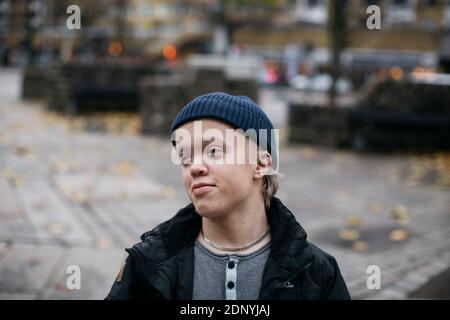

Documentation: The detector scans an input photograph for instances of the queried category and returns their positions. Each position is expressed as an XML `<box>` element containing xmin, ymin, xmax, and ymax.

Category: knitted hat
<box><xmin>170</xmin><ymin>92</ymin><xmax>277</xmax><ymax>166</ymax></box>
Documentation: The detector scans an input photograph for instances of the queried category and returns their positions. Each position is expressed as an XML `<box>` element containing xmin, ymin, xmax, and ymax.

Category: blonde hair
<box><xmin>262</xmin><ymin>170</ymin><xmax>282</xmax><ymax>210</ymax></box>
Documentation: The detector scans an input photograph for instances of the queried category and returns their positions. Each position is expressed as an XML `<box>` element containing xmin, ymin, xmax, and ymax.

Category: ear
<box><xmin>253</xmin><ymin>151</ymin><xmax>272</xmax><ymax>179</ymax></box>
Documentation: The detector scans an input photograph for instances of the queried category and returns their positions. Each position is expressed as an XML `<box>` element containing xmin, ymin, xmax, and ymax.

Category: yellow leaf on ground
<box><xmin>112</xmin><ymin>161</ymin><xmax>135</xmax><ymax>175</ymax></box>
<box><xmin>352</xmin><ymin>241</ymin><xmax>369</xmax><ymax>252</ymax></box>
<box><xmin>45</xmin><ymin>223</ymin><xmax>67</xmax><ymax>235</ymax></box>
<box><xmin>389</xmin><ymin>229</ymin><xmax>409</xmax><ymax>242</ymax></box>
<box><xmin>346</xmin><ymin>215</ymin><xmax>363</xmax><ymax>228</ymax></box>
<box><xmin>338</xmin><ymin>229</ymin><xmax>360</xmax><ymax>241</ymax></box>
<box><xmin>390</xmin><ymin>205</ymin><xmax>409</xmax><ymax>225</ymax></box>
<box><xmin>299</xmin><ymin>147</ymin><xmax>316</xmax><ymax>159</ymax></box>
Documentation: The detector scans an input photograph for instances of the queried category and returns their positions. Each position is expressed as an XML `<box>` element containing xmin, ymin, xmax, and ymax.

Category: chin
<box><xmin>192</xmin><ymin>199</ymin><xmax>225</xmax><ymax>218</ymax></box>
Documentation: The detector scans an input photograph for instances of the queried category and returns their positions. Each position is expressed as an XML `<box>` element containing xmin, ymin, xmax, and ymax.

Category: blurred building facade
<box><xmin>231</xmin><ymin>0</ymin><xmax>450</xmax><ymax>85</ymax></box>
<box><xmin>1</xmin><ymin>0</ymin><xmax>449</xmax><ymax>72</ymax></box>
<box><xmin>0</xmin><ymin>0</ymin><xmax>216</xmax><ymax>66</ymax></box>
<box><xmin>294</xmin><ymin>0</ymin><xmax>450</xmax><ymax>29</ymax></box>
<box><xmin>233</xmin><ymin>0</ymin><xmax>450</xmax><ymax>50</ymax></box>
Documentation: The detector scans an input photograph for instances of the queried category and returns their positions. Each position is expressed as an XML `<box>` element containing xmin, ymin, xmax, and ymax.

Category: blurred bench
<box><xmin>349</xmin><ymin>77</ymin><xmax>450</xmax><ymax>150</ymax></box>
<box><xmin>288</xmin><ymin>76</ymin><xmax>450</xmax><ymax>151</ymax></box>
<box><xmin>72</xmin><ymin>83</ymin><xmax>139</xmax><ymax>113</ymax></box>
<box><xmin>47</xmin><ymin>62</ymin><xmax>162</xmax><ymax>114</ymax></box>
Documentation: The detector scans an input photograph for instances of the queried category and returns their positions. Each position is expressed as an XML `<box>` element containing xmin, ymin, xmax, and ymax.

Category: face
<box><xmin>174</xmin><ymin>119</ymin><xmax>269</xmax><ymax>218</ymax></box>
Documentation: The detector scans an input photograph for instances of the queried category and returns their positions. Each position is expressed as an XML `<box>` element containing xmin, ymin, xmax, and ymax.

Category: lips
<box><xmin>192</xmin><ymin>182</ymin><xmax>215</xmax><ymax>191</ymax></box>
<box><xmin>192</xmin><ymin>182</ymin><xmax>216</xmax><ymax>196</ymax></box>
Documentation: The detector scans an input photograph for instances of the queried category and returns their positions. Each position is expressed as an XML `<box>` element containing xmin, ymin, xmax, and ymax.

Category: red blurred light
<box><xmin>108</xmin><ymin>42</ymin><xmax>123</xmax><ymax>57</ymax></box>
<box><xmin>163</xmin><ymin>44</ymin><xmax>177</xmax><ymax>61</ymax></box>
<box><xmin>264</xmin><ymin>69</ymin><xmax>279</xmax><ymax>84</ymax></box>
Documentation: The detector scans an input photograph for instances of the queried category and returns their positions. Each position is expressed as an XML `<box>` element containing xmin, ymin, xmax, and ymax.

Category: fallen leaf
<box><xmin>352</xmin><ymin>241</ymin><xmax>369</xmax><ymax>252</ymax></box>
<box><xmin>390</xmin><ymin>205</ymin><xmax>409</xmax><ymax>225</ymax></box>
<box><xmin>299</xmin><ymin>147</ymin><xmax>316</xmax><ymax>159</ymax></box>
<box><xmin>15</xmin><ymin>146</ymin><xmax>29</xmax><ymax>157</ymax></box>
<box><xmin>45</xmin><ymin>223</ymin><xmax>67</xmax><ymax>235</ymax></box>
<box><xmin>346</xmin><ymin>215</ymin><xmax>363</xmax><ymax>228</ymax></box>
<box><xmin>389</xmin><ymin>229</ymin><xmax>409</xmax><ymax>242</ymax></box>
<box><xmin>338</xmin><ymin>229</ymin><xmax>360</xmax><ymax>241</ymax></box>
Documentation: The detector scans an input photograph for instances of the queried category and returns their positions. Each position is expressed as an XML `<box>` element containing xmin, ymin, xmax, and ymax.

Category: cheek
<box><xmin>182</xmin><ymin>170</ymin><xmax>191</xmax><ymax>189</ymax></box>
<box><xmin>214</xmin><ymin>165</ymin><xmax>253</xmax><ymax>189</ymax></box>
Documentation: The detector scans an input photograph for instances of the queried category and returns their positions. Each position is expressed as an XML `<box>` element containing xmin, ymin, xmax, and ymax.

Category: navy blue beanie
<box><xmin>170</xmin><ymin>92</ymin><xmax>276</xmax><ymax>159</ymax></box>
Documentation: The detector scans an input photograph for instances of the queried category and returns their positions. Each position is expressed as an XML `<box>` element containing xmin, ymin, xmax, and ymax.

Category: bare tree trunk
<box><xmin>327</xmin><ymin>0</ymin><xmax>348</xmax><ymax>147</ymax></box>
<box><xmin>328</xmin><ymin>0</ymin><xmax>348</xmax><ymax>108</ymax></box>
<box><xmin>115</xmin><ymin>0</ymin><xmax>128</xmax><ymax>46</ymax></box>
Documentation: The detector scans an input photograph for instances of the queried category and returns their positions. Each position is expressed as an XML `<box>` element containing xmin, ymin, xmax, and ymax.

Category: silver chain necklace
<box><xmin>201</xmin><ymin>228</ymin><xmax>271</xmax><ymax>252</ymax></box>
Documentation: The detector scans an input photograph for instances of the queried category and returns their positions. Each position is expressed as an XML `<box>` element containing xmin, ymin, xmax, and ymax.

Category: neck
<box><xmin>198</xmin><ymin>196</ymin><xmax>270</xmax><ymax>253</ymax></box>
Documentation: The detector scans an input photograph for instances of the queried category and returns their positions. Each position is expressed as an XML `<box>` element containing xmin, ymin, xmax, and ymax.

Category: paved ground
<box><xmin>0</xmin><ymin>69</ymin><xmax>449</xmax><ymax>300</ymax></box>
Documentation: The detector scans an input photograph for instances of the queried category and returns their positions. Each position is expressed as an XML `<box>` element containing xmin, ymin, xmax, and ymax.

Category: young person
<box><xmin>106</xmin><ymin>92</ymin><xmax>351</xmax><ymax>300</ymax></box>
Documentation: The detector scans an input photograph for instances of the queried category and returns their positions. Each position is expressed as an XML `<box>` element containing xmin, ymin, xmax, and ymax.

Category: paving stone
<box><xmin>0</xmin><ymin>243</ymin><xmax>64</xmax><ymax>293</ymax></box>
<box><xmin>41</xmin><ymin>246</ymin><xmax>125</xmax><ymax>300</ymax></box>
<box><xmin>395</xmin><ymin>274</ymin><xmax>430</xmax><ymax>293</ymax></box>
<box><xmin>14</xmin><ymin>181</ymin><xmax>92</xmax><ymax>245</ymax></box>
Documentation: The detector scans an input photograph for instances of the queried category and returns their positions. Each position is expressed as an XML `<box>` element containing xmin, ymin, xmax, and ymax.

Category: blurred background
<box><xmin>0</xmin><ymin>0</ymin><xmax>449</xmax><ymax>300</ymax></box>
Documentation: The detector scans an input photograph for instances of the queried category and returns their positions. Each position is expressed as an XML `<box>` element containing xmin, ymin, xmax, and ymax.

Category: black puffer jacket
<box><xmin>106</xmin><ymin>197</ymin><xmax>351</xmax><ymax>300</ymax></box>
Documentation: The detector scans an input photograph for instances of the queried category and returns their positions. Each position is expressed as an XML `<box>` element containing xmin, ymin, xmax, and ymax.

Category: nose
<box><xmin>190</xmin><ymin>155</ymin><xmax>208</xmax><ymax>177</ymax></box>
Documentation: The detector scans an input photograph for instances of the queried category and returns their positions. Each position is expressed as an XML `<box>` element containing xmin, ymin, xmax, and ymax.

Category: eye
<box><xmin>206</xmin><ymin>146</ymin><xmax>223</xmax><ymax>158</ymax></box>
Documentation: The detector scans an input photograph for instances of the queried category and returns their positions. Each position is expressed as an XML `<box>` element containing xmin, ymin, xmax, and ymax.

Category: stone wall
<box><xmin>288</xmin><ymin>79</ymin><xmax>450</xmax><ymax>151</ymax></box>
<box><xmin>288</xmin><ymin>94</ymin><xmax>352</xmax><ymax>147</ymax></box>
<box><xmin>22</xmin><ymin>68</ymin><xmax>48</xmax><ymax>100</ymax></box>
<box><xmin>47</xmin><ymin>62</ymin><xmax>161</xmax><ymax>114</ymax></box>
<box><xmin>139</xmin><ymin>74</ymin><xmax>189</xmax><ymax>136</ymax></box>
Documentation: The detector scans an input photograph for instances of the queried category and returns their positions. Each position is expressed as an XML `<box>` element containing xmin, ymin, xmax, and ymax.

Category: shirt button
<box><xmin>227</xmin><ymin>281</ymin><xmax>235</xmax><ymax>289</ymax></box>
<box><xmin>228</xmin><ymin>261</ymin><xmax>235</xmax><ymax>269</ymax></box>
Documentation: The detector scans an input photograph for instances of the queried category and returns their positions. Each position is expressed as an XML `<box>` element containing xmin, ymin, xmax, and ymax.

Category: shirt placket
<box><xmin>225</xmin><ymin>257</ymin><xmax>239</xmax><ymax>300</ymax></box>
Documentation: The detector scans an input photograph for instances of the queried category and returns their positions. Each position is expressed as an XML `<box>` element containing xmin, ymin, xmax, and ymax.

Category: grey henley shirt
<box><xmin>192</xmin><ymin>240</ymin><xmax>271</xmax><ymax>300</ymax></box>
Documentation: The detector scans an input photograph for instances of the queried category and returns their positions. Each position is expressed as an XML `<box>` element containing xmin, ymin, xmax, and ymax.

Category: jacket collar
<box><xmin>258</xmin><ymin>197</ymin><xmax>315</xmax><ymax>299</ymax></box>
<box><xmin>127</xmin><ymin>197</ymin><xmax>314</xmax><ymax>299</ymax></box>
